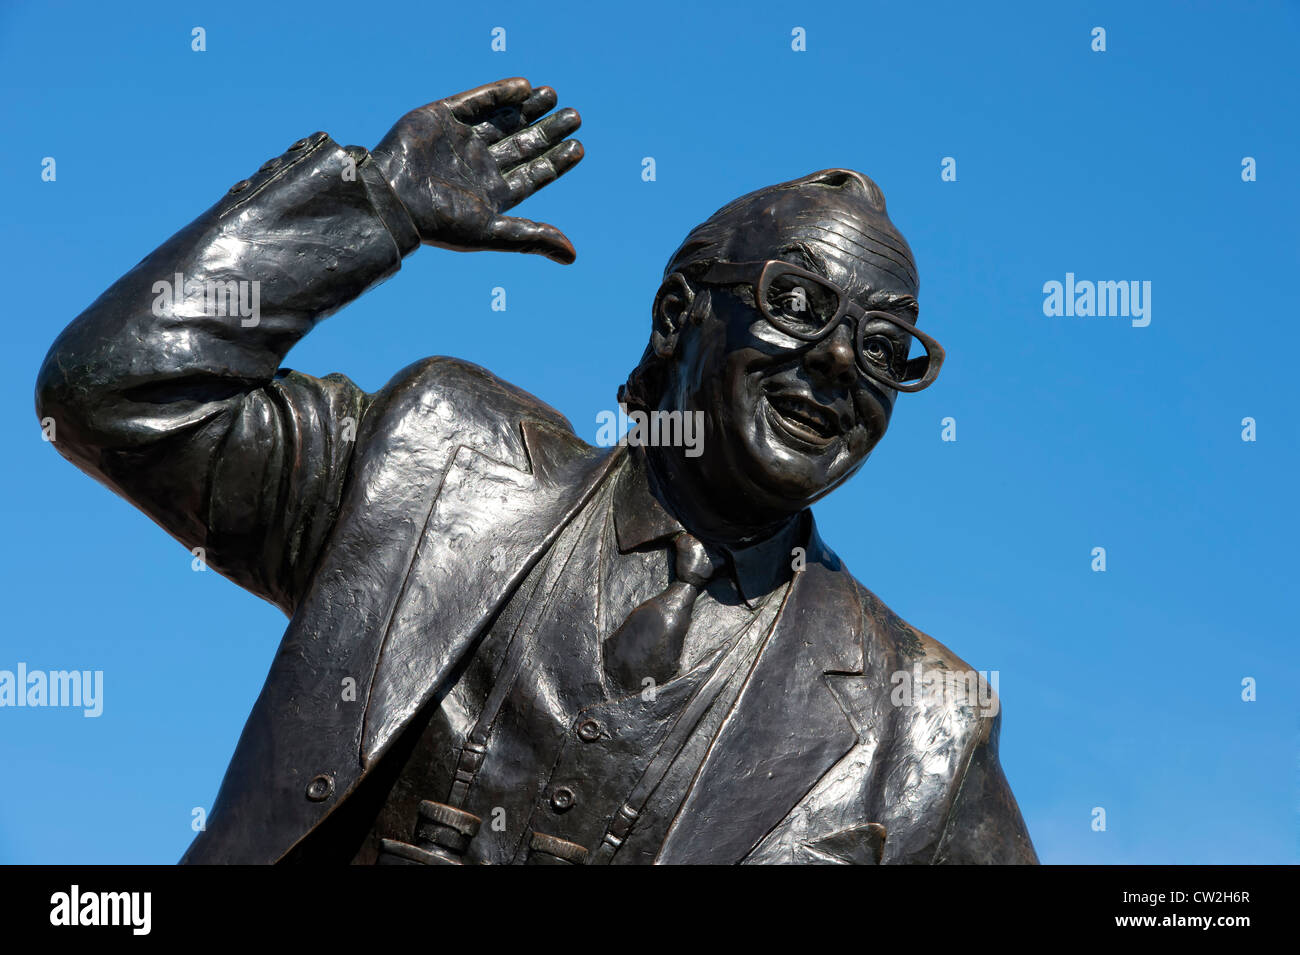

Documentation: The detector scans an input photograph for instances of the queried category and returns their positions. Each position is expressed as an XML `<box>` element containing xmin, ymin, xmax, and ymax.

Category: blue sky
<box><xmin>1</xmin><ymin>0</ymin><xmax>1296</xmax><ymax>864</ymax></box>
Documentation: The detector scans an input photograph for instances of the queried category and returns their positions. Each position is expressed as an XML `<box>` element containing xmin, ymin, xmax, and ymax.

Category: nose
<box><xmin>803</xmin><ymin>322</ymin><xmax>857</xmax><ymax>389</ymax></box>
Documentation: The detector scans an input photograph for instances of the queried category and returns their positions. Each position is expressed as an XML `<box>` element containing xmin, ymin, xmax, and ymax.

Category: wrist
<box><xmin>353</xmin><ymin>145</ymin><xmax>421</xmax><ymax>257</ymax></box>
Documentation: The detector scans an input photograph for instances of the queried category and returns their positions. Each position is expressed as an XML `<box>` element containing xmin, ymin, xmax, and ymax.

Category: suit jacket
<box><xmin>35</xmin><ymin>131</ymin><xmax>1038</xmax><ymax>865</ymax></box>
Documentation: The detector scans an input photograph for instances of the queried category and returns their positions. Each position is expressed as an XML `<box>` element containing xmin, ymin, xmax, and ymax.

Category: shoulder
<box><xmin>374</xmin><ymin>355</ymin><xmax>574</xmax><ymax>433</ymax></box>
<box><xmin>846</xmin><ymin>576</ymin><xmax>976</xmax><ymax>672</ymax></box>
<box><xmin>846</xmin><ymin>574</ymin><xmax>1001</xmax><ymax>740</ymax></box>
<box><xmin>797</xmin><ymin>549</ymin><xmax>1032</xmax><ymax>861</ymax></box>
<box><xmin>355</xmin><ymin>355</ymin><xmax>579</xmax><ymax>469</ymax></box>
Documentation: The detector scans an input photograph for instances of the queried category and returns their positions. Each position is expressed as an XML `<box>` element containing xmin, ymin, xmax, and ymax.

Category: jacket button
<box><xmin>577</xmin><ymin>719</ymin><xmax>601</xmax><ymax>743</ymax></box>
<box><xmin>258</xmin><ymin>157</ymin><xmax>282</xmax><ymax>173</ymax></box>
<box><xmin>305</xmin><ymin>773</ymin><xmax>334</xmax><ymax>801</ymax></box>
<box><xmin>549</xmin><ymin>786</ymin><xmax>576</xmax><ymax>812</ymax></box>
<box><xmin>229</xmin><ymin>178</ymin><xmax>252</xmax><ymax>194</ymax></box>
<box><xmin>288</xmin><ymin>137</ymin><xmax>310</xmax><ymax>151</ymax></box>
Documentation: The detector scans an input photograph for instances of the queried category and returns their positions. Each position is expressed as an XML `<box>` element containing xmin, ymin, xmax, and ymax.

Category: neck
<box><xmin>641</xmin><ymin>444</ymin><xmax>800</xmax><ymax>550</ymax></box>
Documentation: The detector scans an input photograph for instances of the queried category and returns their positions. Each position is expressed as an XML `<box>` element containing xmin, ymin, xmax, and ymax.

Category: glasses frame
<box><xmin>696</xmin><ymin>259</ymin><xmax>945</xmax><ymax>393</ymax></box>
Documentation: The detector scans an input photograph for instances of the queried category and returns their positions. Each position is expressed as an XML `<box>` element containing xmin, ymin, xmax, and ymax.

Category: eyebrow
<box><xmin>761</xmin><ymin>244</ymin><xmax>922</xmax><ymax>338</ymax></box>
<box><xmin>865</xmin><ymin>289</ymin><xmax>920</xmax><ymax>320</ymax></box>
<box><xmin>778</xmin><ymin>242</ymin><xmax>919</xmax><ymax>319</ymax></box>
<box><xmin>776</xmin><ymin>241</ymin><xmax>830</xmax><ymax>276</ymax></box>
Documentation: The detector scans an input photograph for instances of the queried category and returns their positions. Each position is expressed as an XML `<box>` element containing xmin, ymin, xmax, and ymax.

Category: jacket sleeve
<box><xmin>34</xmin><ymin>132</ymin><xmax>421</xmax><ymax>615</ymax></box>
<box><xmin>933</xmin><ymin>708</ymin><xmax>1040</xmax><ymax>864</ymax></box>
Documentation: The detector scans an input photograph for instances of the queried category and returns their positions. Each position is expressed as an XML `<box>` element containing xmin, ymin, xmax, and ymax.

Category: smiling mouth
<box><xmin>764</xmin><ymin>393</ymin><xmax>840</xmax><ymax>447</ymax></box>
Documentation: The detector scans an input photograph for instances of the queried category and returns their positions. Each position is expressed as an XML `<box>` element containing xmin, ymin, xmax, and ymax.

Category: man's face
<box><xmin>658</xmin><ymin>239</ymin><xmax>915</xmax><ymax>526</ymax></box>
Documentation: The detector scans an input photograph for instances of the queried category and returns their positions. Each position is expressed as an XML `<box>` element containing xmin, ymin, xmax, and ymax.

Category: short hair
<box><xmin>621</xmin><ymin>169</ymin><xmax>918</xmax><ymax>412</ymax></box>
<box><xmin>663</xmin><ymin>168</ymin><xmax>917</xmax><ymax>290</ymax></box>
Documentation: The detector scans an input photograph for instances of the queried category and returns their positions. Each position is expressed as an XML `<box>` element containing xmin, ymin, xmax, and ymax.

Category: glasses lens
<box><xmin>763</xmin><ymin>270</ymin><xmax>840</xmax><ymax>336</ymax></box>
<box><xmin>858</xmin><ymin>315</ymin><xmax>932</xmax><ymax>387</ymax></box>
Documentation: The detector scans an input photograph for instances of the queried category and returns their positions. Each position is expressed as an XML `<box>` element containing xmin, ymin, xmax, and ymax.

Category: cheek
<box><xmin>718</xmin><ymin>348</ymin><xmax>771</xmax><ymax>418</ymax></box>
<box><xmin>684</xmin><ymin>326</ymin><xmax>754</xmax><ymax>401</ymax></box>
<box><xmin>855</xmin><ymin>389</ymin><xmax>893</xmax><ymax>440</ymax></box>
<box><xmin>670</xmin><ymin>318</ymin><xmax>738</xmax><ymax>408</ymax></box>
<box><xmin>843</xmin><ymin>427</ymin><xmax>876</xmax><ymax>462</ymax></box>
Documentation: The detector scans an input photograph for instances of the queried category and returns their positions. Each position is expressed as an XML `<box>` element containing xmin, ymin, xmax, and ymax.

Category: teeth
<box><xmin>770</xmin><ymin>395</ymin><xmax>835</xmax><ymax>437</ymax></box>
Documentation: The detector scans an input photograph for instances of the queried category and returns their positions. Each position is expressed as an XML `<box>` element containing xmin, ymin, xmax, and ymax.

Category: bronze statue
<box><xmin>35</xmin><ymin>78</ymin><xmax>1037</xmax><ymax>864</ymax></box>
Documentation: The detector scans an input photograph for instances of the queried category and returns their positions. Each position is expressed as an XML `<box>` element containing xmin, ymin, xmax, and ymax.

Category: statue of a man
<box><xmin>36</xmin><ymin>78</ymin><xmax>1037</xmax><ymax>864</ymax></box>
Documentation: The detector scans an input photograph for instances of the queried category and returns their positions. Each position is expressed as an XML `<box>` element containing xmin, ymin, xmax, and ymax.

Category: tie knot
<box><xmin>673</xmin><ymin>532</ymin><xmax>721</xmax><ymax>588</ymax></box>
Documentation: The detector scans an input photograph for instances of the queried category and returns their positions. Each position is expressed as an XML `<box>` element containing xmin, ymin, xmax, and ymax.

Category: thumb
<box><xmin>487</xmin><ymin>215</ymin><xmax>576</xmax><ymax>264</ymax></box>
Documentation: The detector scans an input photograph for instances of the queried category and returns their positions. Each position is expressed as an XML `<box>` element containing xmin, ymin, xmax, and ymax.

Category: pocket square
<box><xmin>801</xmin><ymin>823</ymin><xmax>887</xmax><ymax>865</ymax></box>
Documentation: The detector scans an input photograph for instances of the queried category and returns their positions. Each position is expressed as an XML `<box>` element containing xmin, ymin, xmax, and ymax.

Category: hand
<box><xmin>370</xmin><ymin>77</ymin><xmax>584</xmax><ymax>264</ymax></box>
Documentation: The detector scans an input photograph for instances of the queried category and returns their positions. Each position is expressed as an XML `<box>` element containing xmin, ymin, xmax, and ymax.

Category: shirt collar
<box><xmin>612</xmin><ymin>446</ymin><xmax>807</xmax><ymax>608</ymax></box>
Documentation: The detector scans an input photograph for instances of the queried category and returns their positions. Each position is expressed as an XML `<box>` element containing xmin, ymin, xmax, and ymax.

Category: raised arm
<box><xmin>34</xmin><ymin>77</ymin><xmax>583</xmax><ymax>614</ymax></box>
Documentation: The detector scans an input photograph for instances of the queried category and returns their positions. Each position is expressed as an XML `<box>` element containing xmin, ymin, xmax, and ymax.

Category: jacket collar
<box><xmin>361</xmin><ymin>419</ymin><xmax>619</xmax><ymax>765</ymax></box>
<box><xmin>612</xmin><ymin>446</ymin><xmax>803</xmax><ymax>608</ymax></box>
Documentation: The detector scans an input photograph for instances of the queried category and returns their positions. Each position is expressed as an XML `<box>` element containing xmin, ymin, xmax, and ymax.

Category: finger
<box><xmin>443</xmin><ymin>77</ymin><xmax>532</xmax><ymax>123</ymax></box>
<box><xmin>488</xmin><ymin>215</ymin><xmax>577</xmax><ymax>264</ymax></box>
<box><xmin>519</xmin><ymin>86</ymin><xmax>558</xmax><ymax>124</ymax></box>
<box><xmin>470</xmin><ymin>87</ymin><xmax>559</xmax><ymax>144</ymax></box>
<box><xmin>490</xmin><ymin>107</ymin><xmax>581</xmax><ymax>169</ymax></box>
<box><xmin>502</xmin><ymin>139</ymin><xmax>584</xmax><ymax>208</ymax></box>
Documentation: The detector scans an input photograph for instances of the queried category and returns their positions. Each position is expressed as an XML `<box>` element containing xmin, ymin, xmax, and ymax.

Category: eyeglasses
<box><xmin>696</xmin><ymin>259</ymin><xmax>945</xmax><ymax>392</ymax></box>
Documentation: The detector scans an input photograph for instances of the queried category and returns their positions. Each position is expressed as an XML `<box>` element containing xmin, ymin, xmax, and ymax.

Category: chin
<box><xmin>729</xmin><ymin>398</ymin><xmax>859</xmax><ymax>509</ymax></box>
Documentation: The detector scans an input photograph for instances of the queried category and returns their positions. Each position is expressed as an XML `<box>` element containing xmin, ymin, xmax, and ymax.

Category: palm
<box><xmin>371</xmin><ymin>78</ymin><xmax>584</xmax><ymax>263</ymax></box>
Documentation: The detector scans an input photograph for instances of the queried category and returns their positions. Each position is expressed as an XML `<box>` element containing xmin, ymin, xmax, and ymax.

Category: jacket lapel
<box><xmin>361</xmin><ymin>423</ymin><xmax>618</xmax><ymax>765</ymax></box>
<box><xmin>653</xmin><ymin>519</ymin><xmax>865</xmax><ymax>864</ymax></box>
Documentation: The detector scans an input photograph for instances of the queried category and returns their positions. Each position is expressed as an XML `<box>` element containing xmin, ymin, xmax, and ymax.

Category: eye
<box><xmin>862</xmin><ymin>336</ymin><xmax>894</xmax><ymax>368</ymax></box>
<box><xmin>763</xmin><ymin>280</ymin><xmax>839</xmax><ymax>341</ymax></box>
<box><xmin>770</xmin><ymin>285</ymin><xmax>815</xmax><ymax>320</ymax></box>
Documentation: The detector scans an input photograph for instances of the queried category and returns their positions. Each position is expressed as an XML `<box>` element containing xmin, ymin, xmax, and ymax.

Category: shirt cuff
<box><xmin>348</xmin><ymin>144</ymin><xmax>421</xmax><ymax>258</ymax></box>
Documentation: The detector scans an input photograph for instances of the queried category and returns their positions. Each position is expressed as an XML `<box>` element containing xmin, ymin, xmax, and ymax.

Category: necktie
<box><xmin>603</xmin><ymin>531</ymin><xmax>723</xmax><ymax>695</ymax></box>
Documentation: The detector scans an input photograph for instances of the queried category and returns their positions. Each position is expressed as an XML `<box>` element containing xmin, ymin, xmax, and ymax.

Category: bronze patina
<box><xmin>36</xmin><ymin>78</ymin><xmax>1036</xmax><ymax>865</ymax></box>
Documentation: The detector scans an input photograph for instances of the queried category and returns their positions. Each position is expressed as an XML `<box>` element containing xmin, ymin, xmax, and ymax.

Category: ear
<box><xmin>649</xmin><ymin>272</ymin><xmax>696</xmax><ymax>358</ymax></box>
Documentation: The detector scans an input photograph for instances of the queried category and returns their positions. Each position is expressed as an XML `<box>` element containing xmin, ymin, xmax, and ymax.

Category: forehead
<box><xmin>740</xmin><ymin>192</ymin><xmax>918</xmax><ymax>305</ymax></box>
